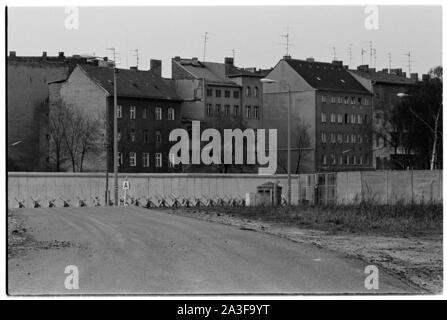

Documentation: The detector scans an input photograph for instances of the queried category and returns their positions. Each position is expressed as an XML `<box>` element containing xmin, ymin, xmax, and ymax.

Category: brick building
<box><xmin>349</xmin><ymin>65</ymin><xmax>417</xmax><ymax>169</ymax></box>
<box><xmin>263</xmin><ymin>57</ymin><xmax>373</xmax><ymax>173</ymax></box>
<box><xmin>7</xmin><ymin>51</ymin><xmax>110</xmax><ymax>171</ymax></box>
<box><xmin>171</xmin><ymin>56</ymin><xmax>269</xmax><ymax>129</ymax></box>
<box><xmin>51</xmin><ymin>62</ymin><xmax>182</xmax><ymax>173</ymax></box>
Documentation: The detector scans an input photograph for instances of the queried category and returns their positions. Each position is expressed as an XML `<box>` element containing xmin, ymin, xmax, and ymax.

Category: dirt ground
<box><xmin>167</xmin><ymin>208</ymin><xmax>443</xmax><ymax>294</ymax></box>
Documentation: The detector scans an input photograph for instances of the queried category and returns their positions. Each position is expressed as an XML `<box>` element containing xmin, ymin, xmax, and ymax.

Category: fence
<box><xmin>7</xmin><ymin>170</ymin><xmax>443</xmax><ymax>208</ymax></box>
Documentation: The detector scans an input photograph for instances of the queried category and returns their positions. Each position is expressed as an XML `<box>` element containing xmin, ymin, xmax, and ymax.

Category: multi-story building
<box><xmin>171</xmin><ymin>56</ymin><xmax>268</xmax><ymax>129</ymax></box>
<box><xmin>50</xmin><ymin>61</ymin><xmax>182</xmax><ymax>173</ymax></box>
<box><xmin>349</xmin><ymin>65</ymin><xmax>417</xmax><ymax>169</ymax></box>
<box><xmin>263</xmin><ymin>57</ymin><xmax>373</xmax><ymax>173</ymax></box>
<box><xmin>7</xmin><ymin>51</ymin><xmax>111</xmax><ymax>171</ymax></box>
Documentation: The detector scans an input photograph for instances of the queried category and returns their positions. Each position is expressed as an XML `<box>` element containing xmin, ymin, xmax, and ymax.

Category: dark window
<box><xmin>206</xmin><ymin>89</ymin><xmax>213</xmax><ymax>97</ymax></box>
<box><xmin>216</xmin><ymin>90</ymin><xmax>222</xmax><ymax>97</ymax></box>
<box><xmin>224</xmin><ymin>90</ymin><xmax>230</xmax><ymax>98</ymax></box>
<box><xmin>233</xmin><ymin>91</ymin><xmax>239</xmax><ymax>99</ymax></box>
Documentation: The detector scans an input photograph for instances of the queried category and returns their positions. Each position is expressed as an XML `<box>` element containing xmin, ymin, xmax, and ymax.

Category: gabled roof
<box><xmin>174</xmin><ymin>58</ymin><xmax>268</xmax><ymax>85</ymax></box>
<box><xmin>78</xmin><ymin>64</ymin><xmax>181</xmax><ymax>100</ymax></box>
<box><xmin>284</xmin><ymin>59</ymin><xmax>371</xmax><ymax>94</ymax></box>
<box><xmin>349</xmin><ymin>69</ymin><xmax>416</xmax><ymax>85</ymax></box>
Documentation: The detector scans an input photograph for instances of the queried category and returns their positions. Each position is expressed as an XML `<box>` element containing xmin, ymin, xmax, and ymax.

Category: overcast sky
<box><xmin>7</xmin><ymin>6</ymin><xmax>442</xmax><ymax>77</ymax></box>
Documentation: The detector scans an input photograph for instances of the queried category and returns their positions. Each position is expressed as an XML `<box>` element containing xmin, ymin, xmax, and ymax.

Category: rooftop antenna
<box><xmin>232</xmin><ymin>49</ymin><xmax>236</xmax><ymax>62</ymax></box>
<box><xmin>387</xmin><ymin>52</ymin><xmax>392</xmax><ymax>72</ymax></box>
<box><xmin>373</xmin><ymin>48</ymin><xmax>377</xmax><ymax>68</ymax></box>
<box><xmin>131</xmin><ymin>48</ymin><xmax>139</xmax><ymax>69</ymax></box>
<box><xmin>404</xmin><ymin>51</ymin><xmax>415</xmax><ymax>75</ymax></box>
<box><xmin>361</xmin><ymin>48</ymin><xmax>366</xmax><ymax>65</ymax></box>
<box><xmin>331</xmin><ymin>46</ymin><xmax>337</xmax><ymax>61</ymax></box>
<box><xmin>203</xmin><ymin>32</ymin><xmax>209</xmax><ymax>62</ymax></box>
<box><xmin>280</xmin><ymin>26</ymin><xmax>293</xmax><ymax>57</ymax></box>
<box><xmin>368</xmin><ymin>41</ymin><xmax>373</xmax><ymax>66</ymax></box>
<box><xmin>348</xmin><ymin>44</ymin><xmax>353</xmax><ymax>67</ymax></box>
<box><xmin>106</xmin><ymin>47</ymin><xmax>117</xmax><ymax>67</ymax></box>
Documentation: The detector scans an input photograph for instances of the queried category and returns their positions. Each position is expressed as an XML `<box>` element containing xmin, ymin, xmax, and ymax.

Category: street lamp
<box><xmin>261</xmin><ymin>77</ymin><xmax>292</xmax><ymax>206</ymax></box>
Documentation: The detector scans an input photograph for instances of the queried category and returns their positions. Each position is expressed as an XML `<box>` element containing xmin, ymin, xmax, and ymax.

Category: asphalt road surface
<box><xmin>8</xmin><ymin>207</ymin><xmax>417</xmax><ymax>295</ymax></box>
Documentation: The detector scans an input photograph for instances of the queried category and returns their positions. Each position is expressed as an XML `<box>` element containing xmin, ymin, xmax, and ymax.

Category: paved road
<box><xmin>9</xmin><ymin>207</ymin><xmax>416</xmax><ymax>295</ymax></box>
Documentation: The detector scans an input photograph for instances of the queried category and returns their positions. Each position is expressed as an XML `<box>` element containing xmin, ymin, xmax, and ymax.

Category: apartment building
<box><xmin>263</xmin><ymin>57</ymin><xmax>373</xmax><ymax>173</ymax></box>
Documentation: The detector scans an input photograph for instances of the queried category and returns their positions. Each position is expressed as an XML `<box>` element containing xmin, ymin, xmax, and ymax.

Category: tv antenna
<box><xmin>203</xmin><ymin>32</ymin><xmax>209</xmax><ymax>62</ymax></box>
<box><xmin>331</xmin><ymin>46</ymin><xmax>337</xmax><ymax>61</ymax></box>
<box><xmin>106</xmin><ymin>47</ymin><xmax>120</xmax><ymax>67</ymax></box>
<box><xmin>387</xmin><ymin>52</ymin><xmax>392</xmax><ymax>72</ymax></box>
<box><xmin>131</xmin><ymin>48</ymin><xmax>140</xmax><ymax>69</ymax></box>
<box><xmin>348</xmin><ymin>44</ymin><xmax>353</xmax><ymax>67</ymax></box>
<box><xmin>404</xmin><ymin>51</ymin><xmax>415</xmax><ymax>75</ymax></box>
<box><xmin>361</xmin><ymin>48</ymin><xmax>366</xmax><ymax>65</ymax></box>
<box><xmin>280</xmin><ymin>26</ymin><xmax>293</xmax><ymax>56</ymax></box>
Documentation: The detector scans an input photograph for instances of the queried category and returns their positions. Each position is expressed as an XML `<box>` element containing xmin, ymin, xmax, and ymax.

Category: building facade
<box><xmin>50</xmin><ymin>62</ymin><xmax>182</xmax><ymax>173</ymax></box>
<box><xmin>263</xmin><ymin>57</ymin><xmax>373</xmax><ymax>174</ymax></box>
<box><xmin>171</xmin><ymin>56</ymin><xmax>268</xmax><ymax>129</ymax></box>
<box><xmin>349</xmin><ymin>65</ymin><xmax>417</xmax><ymax>169</ymax></box>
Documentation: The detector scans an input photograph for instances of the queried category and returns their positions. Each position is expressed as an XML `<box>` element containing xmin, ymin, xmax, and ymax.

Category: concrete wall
<box><xmin>337</xmin><ymin>170</ymin><xmax>443</xmax><ymax>204</ymax></box>
<box><xmin>8</xmin><ymin>170</ymin><xmax>442</xmax><ymax>208</ymax></box>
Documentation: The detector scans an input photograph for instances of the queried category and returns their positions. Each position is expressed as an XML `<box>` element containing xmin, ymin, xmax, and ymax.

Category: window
<box><xmin>364</xmin><ymin>98</ymin><xmax>369</xmax><ymax>105</ymax></box>
<box><xmin>168</xmin><ymin>153</ymin><xmax>175</xmax><ymax>167</ymax></box>
<box><xmin>344</xmin><ymin>97</ymin><xmax>349</xmax><ymax>104</ymax></box>
<box><xmin>245</xmin><ymin>87</ymin><xmax>251</xmax><ymax>97</ymax></box>
<box><xmin>233</xmin><ymin>91</ymin><xmax>239</xmax><ymax>99</ymax></box>
<box><xmin>168</xmin><ymin>108</ymin><xmax>175</xmax><ymax>120</ymax></box>
<box><xmin>345</xmin><ymin>134</ymin><xmax>350</xmax><ymax>143</ymax></box>
<box><xmin>359</xmin><ymin>156</ymin><xmax>363</xmax><ymax>165</ymax></box>
<box><xmin>345</xmin><ymin>155</ymin><xmax>349</xmax><ymax>165</ymax></box>
<box><xmin>353</xmin><ymin>155</ymin><xmax>357</xmax><ymax>165</ymax></box>
<box><xmin>206</xmin><ymin>104</ymin><xmax>213</xmax><ymax>117</ymax></box>
<box><xmin>351</xmin><ymin>134</ymin><xmax>356</xmax><ymax>143</ymax></box>
<box><xmin>155</xmin><ymin>107</ymin><xmax>162</xmax><ymax>120</ymax></box>
<box><xmin>351</xmin><ymin>97</ymin><xmax>355</xmax><ymax>104</ymax></box>
<box><xmin>358</xmin><ymin>134</ymin><xmax>363</xmax><ymax>143</ymax></box>
<box><xmin>364</xmin><ymin>115</ymin><xmax>368</xmax><ymax>124</ymax></box>
<box><xmin>117</xmin><ymin>105</ymin><xmax>122</xmax><ymax>118</ymax></box>
<box><xmin>207</xmin><ymin>88</ymin><xmax>213</xmax><ymax>97</ymax></box>
<box><xmin>253</xmin><ymin>106</ymin><xmax>259</xmax><ymax>119</ymax></box>
<box><xmin>337</xmin><ymin>133</ymin><xmax>343</xmax><ymax>143</ymax></box>
<box><xmin>130</xmin><ymin>152</ymin><xmax>136</xmax><ymax>167</ymax></box>
<box><xmin>143</xmin><ymin>153</ymin><xmax>150</xmax><ymax>167</ymax></box>
<box><xmin>118</xmin><ymin>128</ymin><xmax>121</xmax><ymax>142</ymax></box>
<box><xmin>331</xmin><ymin>113</ymin><xmax>336</xmax><ymax>123</ymax></box>
<box><xmin>130</xmin><ymin>106</ymin><xmax>136</xmax><ymax>119</ymax></box>
<box><xmin>130</xmin><ymin>128</ymin><xmax>136</xmax><ymax>142</ymax></box>
<box><xmin>321</xmin><ymin>112</ymin><xmax>327</xmax><ymax>123</ymax></box>
<box><xmin>245</xmin><ymin>105</ymin><xmax>251</xmax><ymax>118</ymax></box>
<box><xmin>321</xmin><ymin>132</ymin><xmax>327</xmax><ymax>143</ymax></box>
<box><xmin>118</xmin><ymin>152</ymin><xmax>123</xmax><ymax>166</ymax></box>
<box><xmin>215</xmin><ymin>104</ymin><xmax>221</xmax><ymax>115</ymax></box>
<box><xmin>233</xmin><ymin>105</ymin><xmax>239</xmax><ymax>116</ymax></box>
<box><xmin>322</xmin><ymin>154</ymin><xmax>327</xmax><ymax>165</ymax></box>
<box><xmin>330</xmin><ymin>133</ymin><xmax>336</xmax><ymax>143</ymax></box>
<box><xmin>143</xmin><ymin>130</ymin><xmax>149</xmax><ymax>143</ymax></box>
<box><xmin>332</xmin><ymin>154</ymin><xmax>337</xmax><ymax>165</ymax></box>
<box><xmin>224</xmin><ymin>90</ymin><xmax>230</xmax><ymax>98</ymax></box>
<box><xmin>156</xmin><ymin>130</ymin><xmax>162</xmax><ymax>143</ymax></box>
<box><xmin>254</xmin><ymin>87</ymin><xmax>259</xmax><ymax>97</ymax></box>
<box><xmin>345</xmin><ymin>113</ymin><xmax>349</xmax><ymax>123</ymax></box>
<box><xmin>330</xmin><ymin>96</ymin><xmax>336</xmax><ymax>103</ymax></box>
<box><xmin>339</xmin><ymin>155</ymin><xmax>343</xmax><ymax>165</ymax></box>
<box><xmin>338</xmin><ymin>114</ymin><xmax>343</xmax><ymax>123</ymax></box>
<box><xmin>225</xmin><ymin>105</ymin><xmax>231</xmax><ymax>117</ymax></box>
<box><xmin>358</xmin><ymin>97</ymin><xmax>362</xmax><ymax>104</ymax></box>
<box><xmin>143</xmin><ymin>107</ymin><xmax>148</xmax><ymax>119</ymax></box>
<box><xmin>155</xmin><ymin>153</ymin><xmax>162</xmax><ymax>167</ymax></box>
<box><xmin>216</xmin><ymin>89</ymin><xmax>222</xmax><ymax>98</ymax></box>
<box><xmin>357</xmin><ymin>114</ymin><xmax>362</xmax><ymax>124</ymax></box>
<box><xmin>321</xmin><ymin>95</ymin><xmax>327</xmax><ymax>103</ymax></box>
<box><xmin>338</xmin><ymin>97</ymin><xmax>343</xmax><ymax>103</ymax></box>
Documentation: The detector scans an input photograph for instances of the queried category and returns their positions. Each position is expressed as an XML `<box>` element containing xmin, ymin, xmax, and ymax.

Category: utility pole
<box><xmin>348</xmin><ymin>44</ymin><xmax>353</xmax><ymax>67</ymax></box>
<box><xmin>203</xmin><ymin>32</ymin><xmax>209</xmax><ymax>62</ymax></box>
<box><xmin>107</xmin><ymin>47</ymin><xmax>119</xmax><ymax>206</ymax></box>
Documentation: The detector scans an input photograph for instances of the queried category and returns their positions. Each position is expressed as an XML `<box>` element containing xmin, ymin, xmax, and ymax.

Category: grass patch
<box><xmin>177</xmin><ymin>203</ymin><xmax>442</xmax><ymax>237</ymax></box>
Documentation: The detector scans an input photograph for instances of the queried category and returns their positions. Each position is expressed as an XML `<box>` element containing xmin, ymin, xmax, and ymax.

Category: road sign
<box><xmin>122</xmin><ymin>180</ymin><xmax>130</xmax><ymax>190</ymax></box>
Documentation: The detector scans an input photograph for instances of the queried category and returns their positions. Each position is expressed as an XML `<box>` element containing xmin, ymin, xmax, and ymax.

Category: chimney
<box><xmin>283</xmin><ymin>54</ymin><xmax>292</xmax><ymax>60</ymax></box>
<box><xmin>422</xmin><ymin>74</ymin><xmax>430</xmax><ymax>82</ymax></box>
<box><xmin>306</xmin><ymin>57</ymin><xmax>315</xmax><ymax>62</ymax></box>
<box><xmin>368</xmin><ymin>67</ymin><xmax>376</xmax><ymax>73</ymax></box>
<box><xmin>150</xmin><ymin>59</ymin><xmax>162</xmax><ymax>77</ymax></box>
<box><xmin>410</xmin><ymin>73</ymin><xmax>419</xmax><ymax>81</ymax></box>
<box><xmin>130</xmin><ymin>66</ymin><xmax>138</xmax><ymax>71</ymax></box>
<box><xmin>58</xmin><ymin>51</ymin><xmax>65</xmax><ymax>58</ymax></box>
<box><xmin>402</xmin><ymin>72</ymin><xmax>407</xmax><ymax>78</ymax></box>
<box><xmin>381</xmin><ymin>68</ymin><xmax>389</xmax><ymax>74</ymax></box>
<box><xmin>42</xmin><ymin>51</ymin><xmax>47</xmax><ymax>57</ymax></box>
<box><xmin>332</xmin><ymin>60</ymin><xmax>343</xmax><ymax>66</ymax></box>
<box><xmin>103</xmin><ymin>57</ymin><xmax>108</xmax><ymax>62</ymax></box>
<box><xmin>191</xmin><ymin>57</ymin><xmax>199</xmax><ymax>65</ymax></box>
<box><xmin>173</xmin><ymin>56</ymin><xmax>181</xmax><ymax>61</ymax></box>
<box><xmin>224</xmin><ymin>57</ymin><xmax>234</xmax><ymax>66</ymax></box>
<box><xmin>9</xmin><ymin>51</ymin><xmax>16</xmax><ymax>57</ymax></box>
<box><xmin>357</xmin><ymin>65</ymin><xmax>369</xmax><ymax>72</ymax></box>
<box><xmin>390</xmin><ymin>68</ymin><xmax>403</xmax><ymax>76</ymax></box>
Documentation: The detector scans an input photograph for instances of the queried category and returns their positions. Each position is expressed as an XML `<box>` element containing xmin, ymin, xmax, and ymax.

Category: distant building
<box><xmin>7</xmin><ymin>51</ymin><xmax>110</xmax><ymax>171</ymax></box>
<box><xmin>171</xmin><ymin>56</ymin><xmax>269</xmax><ymax>129</ymax></box>
<box><xmin>50</xmin><ymin>62</ymin><xmax>182</xmax><ymax>173</ymax></box>
<box><xmin>349</xmin><ymin>65</ymin><xmax>417</xmax><ymax>169</ymax></box>
<box><xmin>263</xmin><ymin>57</ymin><xmax>373</xmax><ymax>173</ymax></box>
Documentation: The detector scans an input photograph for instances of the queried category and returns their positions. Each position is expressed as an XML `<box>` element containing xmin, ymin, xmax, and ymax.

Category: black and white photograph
<box><xmin>3</xmin><ymin>1</ymin><xmax>444</xmax><ymax>301</ymax></box>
